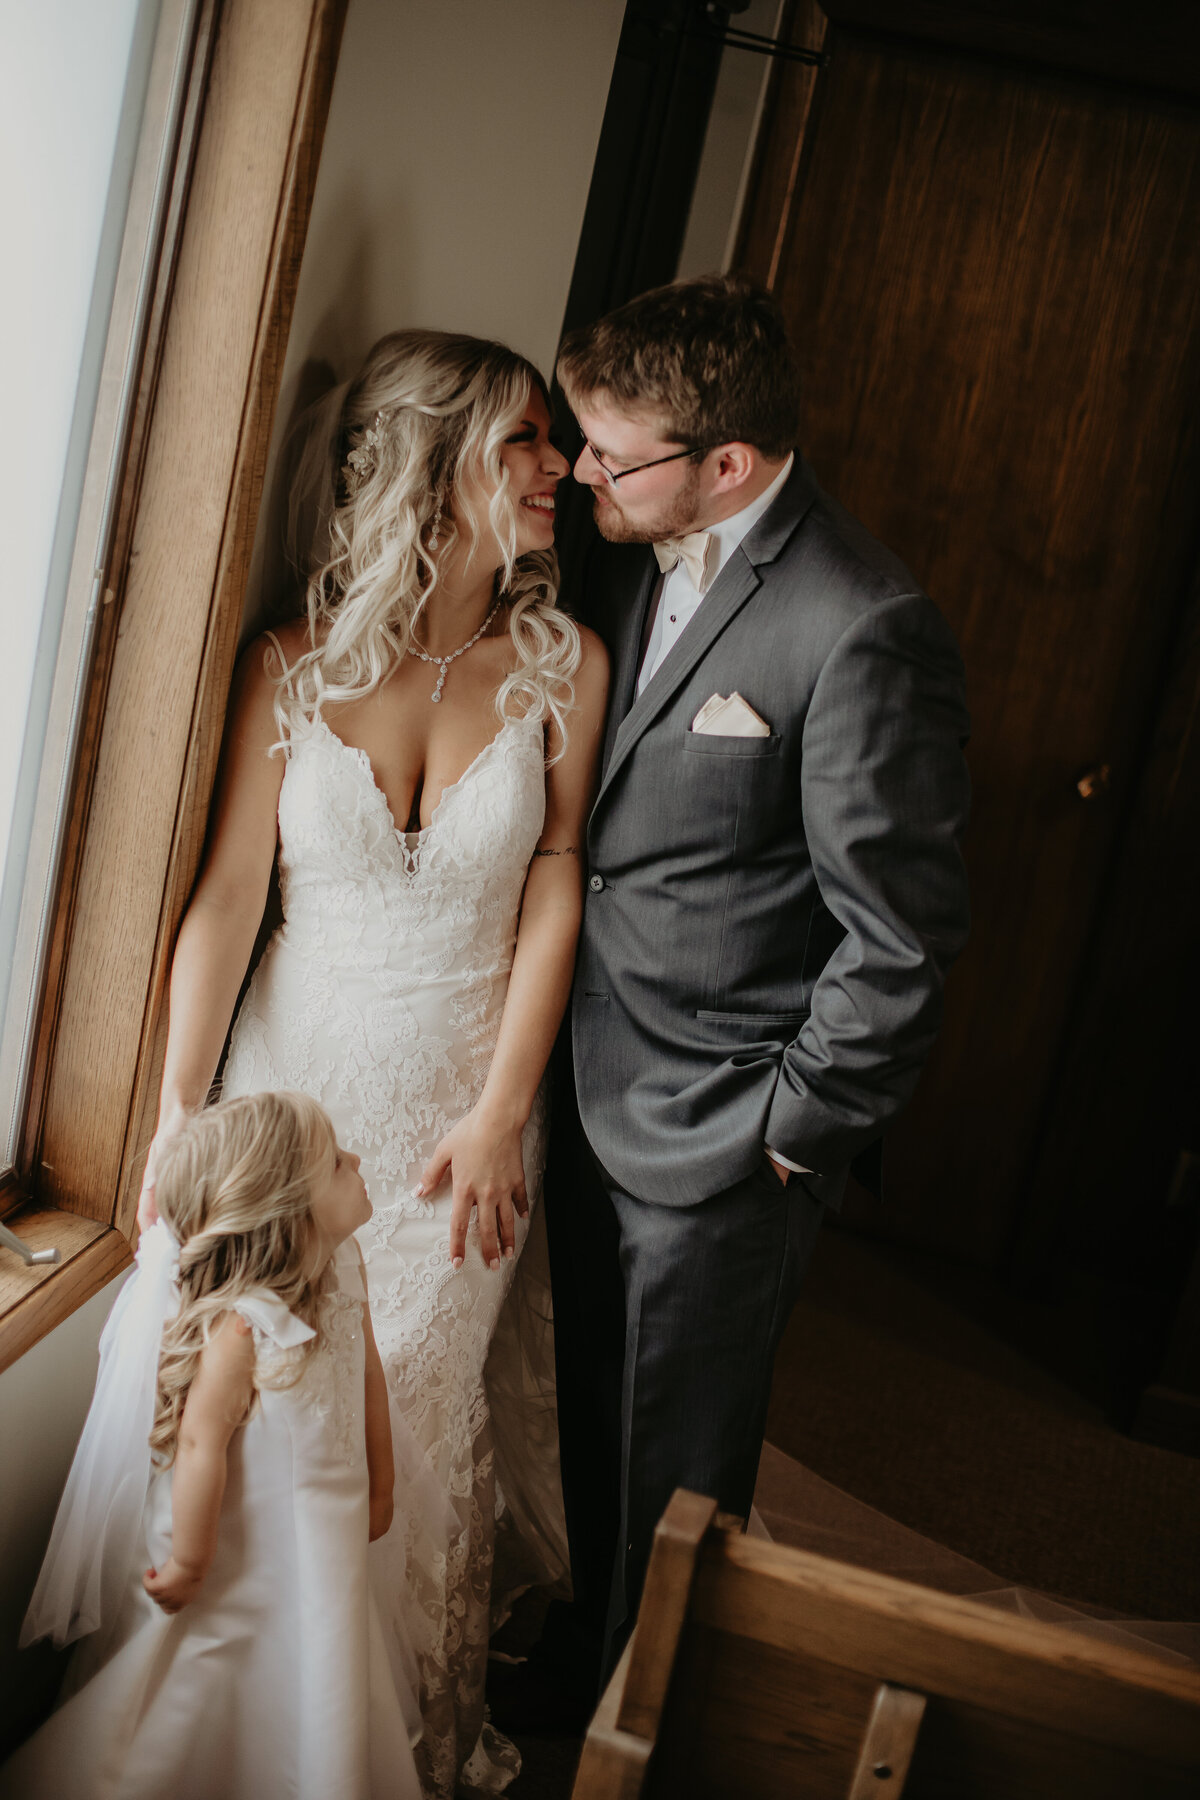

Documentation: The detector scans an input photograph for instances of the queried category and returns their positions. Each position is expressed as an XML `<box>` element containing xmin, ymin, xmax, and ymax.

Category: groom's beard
<box><xmin>590</xmin><ymin>463</ymin><xmax>703</xmax><ymax>545</ymax></box>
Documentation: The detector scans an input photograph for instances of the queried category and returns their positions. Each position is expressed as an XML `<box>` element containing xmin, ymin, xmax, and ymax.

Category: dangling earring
<box><xmin>429</xmin><ymin>501</ymin><xmax>442</xmax><ymax>552</ymax></box>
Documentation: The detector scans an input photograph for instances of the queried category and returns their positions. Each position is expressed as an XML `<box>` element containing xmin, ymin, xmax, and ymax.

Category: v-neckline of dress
<box><xmin>313</xmin><ymin>712</ymin><xmax>520</xmax><ymax>840</ymax></box>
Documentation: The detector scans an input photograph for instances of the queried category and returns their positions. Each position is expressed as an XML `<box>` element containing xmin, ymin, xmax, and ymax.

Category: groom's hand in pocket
<box><xmin>418</xmin><ymin>1104</ymin><xmax>528</xmax><ymax>1272</ymax></box>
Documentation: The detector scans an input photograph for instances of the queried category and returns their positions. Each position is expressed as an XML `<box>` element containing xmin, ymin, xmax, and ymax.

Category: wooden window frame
<box><xmin>0</xmin><ymin>0</ymin><xmax>348</xmax><ymax>1373</ymax></box>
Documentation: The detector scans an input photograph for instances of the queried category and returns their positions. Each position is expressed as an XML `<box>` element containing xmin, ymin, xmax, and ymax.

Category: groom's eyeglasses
<box><xmin>586</xmin><ymin>443</ymin><xmax>711</xmax><ymax>486</ymax></box>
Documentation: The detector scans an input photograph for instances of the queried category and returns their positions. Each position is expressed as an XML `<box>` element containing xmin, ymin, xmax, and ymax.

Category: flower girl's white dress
<box><xmin>3</xmin><ymin>1229</ymin><xmax>424</xmax><ymax>1800</ymax></box>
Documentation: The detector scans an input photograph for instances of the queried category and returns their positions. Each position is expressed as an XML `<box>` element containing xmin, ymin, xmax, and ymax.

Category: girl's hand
<box><xmin>418</xmin><ymin>1107</ymin><xmax>528</xmax><ymax>1271</ymax></box>
<box><xmin>369</xmin><ymin>1486</ymin><xmax>394</xmax><ymax>1542</ymax></box>
<box><xmin>144</xmin><ymin>1555</ymin><xmax>207</xmax><ymax>1614</ymax></box>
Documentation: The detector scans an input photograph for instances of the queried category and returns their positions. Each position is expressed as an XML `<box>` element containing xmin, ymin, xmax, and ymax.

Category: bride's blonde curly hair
<box><xmin>149</xmin><ymin>1092</ymin><xmax>337</xmax><ymax>1467</ymax></box>
<box><xmin>279</xmin><ymin>329</ymin><xmax>581</xmax><ymax>758</ymax></box>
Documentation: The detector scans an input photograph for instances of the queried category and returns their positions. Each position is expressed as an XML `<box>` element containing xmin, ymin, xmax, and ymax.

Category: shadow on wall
<box><xmin>248</xmin><ymin>203</ymin><xmax>381</xmax><ymax>630</ymax></box>
<box><xmin>252</xmin><ymin>357</ymin><xmax>336</xmax><ymax>629</ymax></box>
<box><xmin>0</xmin><ymin>1276</ymin><xmax>129</xmax><ymax>1758</ymax></box>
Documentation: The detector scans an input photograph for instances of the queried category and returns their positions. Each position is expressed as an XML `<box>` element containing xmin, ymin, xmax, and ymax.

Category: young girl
<box><xmin>3</xmin><ymin>1092</ymin><xmax>425</xmax><ymax>1800</ymax></box>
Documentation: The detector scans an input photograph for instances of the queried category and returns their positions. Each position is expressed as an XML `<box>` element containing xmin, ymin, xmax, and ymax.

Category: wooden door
<box><xmin>735</xmin><ymin>6</ymin><xmax>1200</xmax><ymax>1267</ymax></box>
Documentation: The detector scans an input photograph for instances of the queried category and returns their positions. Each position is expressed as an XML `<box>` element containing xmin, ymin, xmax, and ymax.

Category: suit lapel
<box><xmin>595</xmin><ymin>553</ymin><xmax>762</xmax><ymax>808</ymax></box>
<box><xmin>600</xmin><ymin>552</ymin><xmax>658</xmax><ymax>777</ymax></box>
<box><xmin>592</xmin><ymin>457</ymin><xmax>820</xmax><ymax>812</ymax></box>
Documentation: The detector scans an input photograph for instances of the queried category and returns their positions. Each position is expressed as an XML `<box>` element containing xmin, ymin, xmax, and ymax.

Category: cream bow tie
<box><xmin>653</xmin><ymin>530</ymin><xmax>716</xmax><ymax>595</ymax></box>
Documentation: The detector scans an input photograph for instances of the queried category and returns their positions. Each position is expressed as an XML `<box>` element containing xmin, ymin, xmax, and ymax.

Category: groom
<box><xmin>541</xmin><ymin>274</ymin><xmax>970</xmax><ymax>1699</ymax></box>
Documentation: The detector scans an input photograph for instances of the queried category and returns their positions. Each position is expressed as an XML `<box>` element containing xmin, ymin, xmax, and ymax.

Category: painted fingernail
<box><xmin>413</xmin><ymin>1183</ymin><xmax>425</xmax><ymax>1198</ymax></box>
<box><xmin>504</xmin><ymin>1246</ymin><xmax>514</xmax><ymax>1259</ymax></box>
<box><xmin>489</xmin><ymin>1257</ymin><xmax>500</xmax><ymax>1271</ymax></box>
<box><xmin>452</xmin><ymin>1255</ymin><xmax>463</xmax><ymax>1269</ymax></box>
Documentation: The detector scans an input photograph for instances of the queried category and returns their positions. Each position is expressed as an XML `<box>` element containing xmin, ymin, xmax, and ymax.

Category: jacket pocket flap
<box><xmin>696</xmin><ymin>1008</ymin><xmax>808</xmax><ymax>1026</ymax></box>
<box><xmin>683</xmin><ymin>733</ymin><xmax>781</xmax><ymax>758</ymax></box>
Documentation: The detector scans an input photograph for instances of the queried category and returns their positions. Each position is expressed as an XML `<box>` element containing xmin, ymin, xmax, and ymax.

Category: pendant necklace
<box><xmin>408</xmin><ymin>598</ymin><xmax>501</xmax><ymax>703</ymax></box>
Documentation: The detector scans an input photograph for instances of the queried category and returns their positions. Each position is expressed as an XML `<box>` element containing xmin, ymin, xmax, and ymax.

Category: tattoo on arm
<box><xmin>532</xmin><ymin>846</ymin><xmax>579</xmax><ymax>857</ymax></box>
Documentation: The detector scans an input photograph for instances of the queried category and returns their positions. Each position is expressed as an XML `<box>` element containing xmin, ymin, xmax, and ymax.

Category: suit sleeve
<box><xmin>764</xmin><ymin>590</ymin><xmax>971</xmax><ymax>1174</ymax></box>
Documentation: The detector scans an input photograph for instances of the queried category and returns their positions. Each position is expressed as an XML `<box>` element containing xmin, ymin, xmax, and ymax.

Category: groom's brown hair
<box><xmin>557</xmin><ymin>273</ymin><xmax>801</xmax><ymax>460</ymax></box>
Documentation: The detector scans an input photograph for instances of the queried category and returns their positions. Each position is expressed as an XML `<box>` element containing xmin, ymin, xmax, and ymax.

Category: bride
<box><xmin>137</xmin><ymin>329</ymin><xmax>608</xmax><ymax>1796</ymax></box>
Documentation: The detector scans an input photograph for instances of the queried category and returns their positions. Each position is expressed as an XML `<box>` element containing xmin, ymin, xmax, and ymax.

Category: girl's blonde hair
<box><xmin>280</xmin><ymin>329</ymin><xmax>581</xmax><ymax>758</ymax></box>
<box><xmin>149</xmin><ymin>1092</ymin><xmax>337</xmax><ymax>1466</ymax></box>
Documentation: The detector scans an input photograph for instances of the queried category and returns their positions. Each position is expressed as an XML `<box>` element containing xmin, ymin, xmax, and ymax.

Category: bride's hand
<box><xmin>137</xmin><ymin>1107</ymin><xmax>190</xmax><ymax>1234</ymax></box>
<box><xmin>137</xmin><ymin>1140</ymin><xmax>163</xmax><ymax>1235</ymax></box>
<box><xmin>419</xmin><ymin>1107</ymin><xmax>528</xmax><ymax>1272</ymax></box>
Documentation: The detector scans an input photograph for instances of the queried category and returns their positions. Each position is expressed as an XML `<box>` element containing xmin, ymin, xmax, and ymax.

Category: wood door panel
<box><xmin>741</xmin><ymin>33</ymin><xmax>1200</xmax><ymax>1262</ymax></box>
<box><xmin>821</xmin><ymin>2</ymin><xmax>1200</xmax><ymax>104</ymax></box>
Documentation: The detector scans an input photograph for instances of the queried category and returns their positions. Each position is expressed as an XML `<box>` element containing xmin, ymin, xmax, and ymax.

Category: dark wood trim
<box><xmin>820</xmin><ymin>2</ymin><xmax>1200</xmax><ymax>102</ymax></box>
<box><xmin>559</xmin><ymin>0</ymin><xmax>730</xmax><ymax>338</ymax></box>
<box><xmin>0</xmin><ymin>1167</ymin><xmax>23</xmax><ymax>1224</ymax></box>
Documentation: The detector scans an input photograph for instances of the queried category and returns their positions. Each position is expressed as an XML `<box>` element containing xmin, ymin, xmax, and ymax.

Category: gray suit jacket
<box><xmin>571</xmin><ymin>456</ymin><xmax>971</xmax><ymax>1209</ymax></box>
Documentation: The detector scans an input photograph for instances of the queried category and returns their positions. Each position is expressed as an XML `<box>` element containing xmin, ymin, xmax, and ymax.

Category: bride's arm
<box><xmin>420</xmin><ymin>629</ymin><xmax>609</xmax><ymax>1270</ymax></box>
<box><xmin>137</xmin><ymin>640</ymin><xmax>287</xmax><ymax>1229</ymax></box>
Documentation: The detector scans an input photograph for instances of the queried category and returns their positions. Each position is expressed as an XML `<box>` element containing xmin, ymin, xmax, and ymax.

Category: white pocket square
<box><xmin>691</xmin><ymin>691</ymin><xmax>771</xmax><ymax>737</ymax></box>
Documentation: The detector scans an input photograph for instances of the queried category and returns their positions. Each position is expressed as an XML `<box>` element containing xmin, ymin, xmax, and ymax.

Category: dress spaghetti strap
<box><xmin>262</xmin><ymin>628</ymin><xmax>302</xmax><ymax>750</ymax></box>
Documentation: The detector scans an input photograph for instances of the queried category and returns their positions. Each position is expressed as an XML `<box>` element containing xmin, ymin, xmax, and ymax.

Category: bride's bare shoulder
<box><xmin>220</xmin><ymin>620</ymin><xmax>312</xmax><ymax>734</ymax></box>
<box><xmin>575</xmin><ymin>622</ymin><xmax>611</xmax><ymax>695</ymax></box>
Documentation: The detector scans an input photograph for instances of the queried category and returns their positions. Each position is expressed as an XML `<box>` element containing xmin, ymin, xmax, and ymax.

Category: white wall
<box><xmin>0</xmin><ymin>1274</ymin><xmax>127</xmax><ymax>1749</ymax></box>
<box><xmin>247</xmin><ymin>0</ymin><xmax>625</xmax><ymax>622</ymax></box>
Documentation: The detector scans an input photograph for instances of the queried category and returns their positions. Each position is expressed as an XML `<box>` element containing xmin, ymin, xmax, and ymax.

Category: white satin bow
<box><xmin>653</xmin><ymin>529</ymin><xmax>716</xmax><ymax>594</ymax></box>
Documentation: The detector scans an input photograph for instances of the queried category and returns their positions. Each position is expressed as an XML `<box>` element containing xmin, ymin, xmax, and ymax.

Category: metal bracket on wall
<box><xmin>685</xmin><ymin>1</ymin><xmax>831</xmax><ymax>68</ymax></box>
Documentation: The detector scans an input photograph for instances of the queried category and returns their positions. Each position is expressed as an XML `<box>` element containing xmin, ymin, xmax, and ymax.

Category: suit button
<box><xmin>588</xmin><ymin>874</ymin><xmax>604</xmax><ymax>893</ymax></box>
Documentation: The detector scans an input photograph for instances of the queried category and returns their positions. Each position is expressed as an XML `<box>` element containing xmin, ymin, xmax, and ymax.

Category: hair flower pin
<box><xmin>343</xmin><ymin>410</ymin><xmax>385</xmax><ymax>494</ymax></box>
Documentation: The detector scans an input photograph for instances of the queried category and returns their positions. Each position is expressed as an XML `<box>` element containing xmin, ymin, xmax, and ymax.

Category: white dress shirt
<box><xmin>635</xmin><ymin>455</ymin><xmax>810</xmax><ymax>1178</ymax></box>
<box><xmin>637</xmin><ymin>454</ymin><xmax>794</xmax><ymax>693</ymax></box>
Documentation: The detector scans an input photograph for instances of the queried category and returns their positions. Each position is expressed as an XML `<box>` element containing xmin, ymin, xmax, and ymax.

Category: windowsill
<box><xmin>0</xmin><ymin>1200</ymin><xmax>132</xmax><ymax>1375</ymax></box>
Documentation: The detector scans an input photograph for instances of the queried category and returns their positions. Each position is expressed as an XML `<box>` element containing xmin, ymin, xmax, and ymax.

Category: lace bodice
<box><xmin>224</xmin><ymin>708</ymin><xmax>547</xmax><ymax>1190</ymax></box>
<box><xmin>276</xmin><ymin>713</ymin><xmax>546</xmax><ymax>969</ymax></box>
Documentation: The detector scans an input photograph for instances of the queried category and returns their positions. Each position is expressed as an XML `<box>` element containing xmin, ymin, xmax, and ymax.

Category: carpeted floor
<box><xmin>499</xmin><ymin>1223</ymin><xmax>1200</xmax><ymax>1798</ymax></box>
<box><xmin>764</xmin><ymin>1225</ymin><xmax>1200</xmax><ymax>1621</ymax></box>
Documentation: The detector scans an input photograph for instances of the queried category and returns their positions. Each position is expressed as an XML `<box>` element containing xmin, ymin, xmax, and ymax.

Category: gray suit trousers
<box><xmin>549</xmin><ymin>1138</ymin><xmax>823</xmax><ymax>1679</ymax></box>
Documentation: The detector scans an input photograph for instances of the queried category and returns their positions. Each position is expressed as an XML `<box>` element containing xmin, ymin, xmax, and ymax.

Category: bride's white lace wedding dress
<box><xmin>222</xmin><ymin>662</ymin><xmax>565</xmax><ymax>1798</ymax></box>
